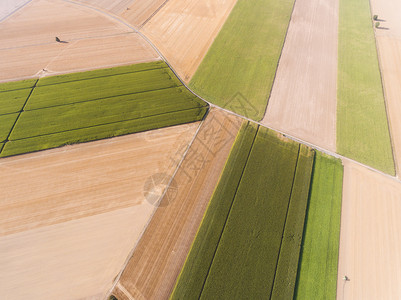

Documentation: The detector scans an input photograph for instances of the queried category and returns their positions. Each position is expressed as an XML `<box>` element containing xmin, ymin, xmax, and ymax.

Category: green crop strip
<box><xmin>337</xmin><ymin>0</ymin><xmax>394</xmax><ymax>174</ymax></box>
<box><xmin>189</xmin><ymin>0</ymin><xmax>295</xmax><ymax>121</ymax></box>
<box><xmin>294</xmin><ymin>153</ymin><xmax>343</xmax><ymax>299</ymax></box>
<box><xmin>172</xmin><ymin>126</ymin><xmax>318</xmax><ymax>299</ymax></box>
<box><xmin>0</xmin><ymin>61</ymin><xmax>208</xmax><ymax>158</ymax></box>
<box><xmin>0</xmin><ymin>79</ymin><xmax>36</xmax><ymax>92</ymax></box>
<box><xmin>0</xmin><ymin>89</ymin><xmax>33</xmax><ymax>115</ymax></box>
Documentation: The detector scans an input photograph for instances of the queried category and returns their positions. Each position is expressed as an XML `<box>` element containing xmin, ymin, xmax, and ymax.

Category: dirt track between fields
<box><xmin>0</xmin><ymin>0</ymin><xmax>159</xmax><ymax>82</ymax></box>
<box><xmin>262</xmin><ymin>0</ymin><xmax>338</xmax><ymax>152</ymax></box>
<box><xmin>370</xmin><ymin>0</ymin><xmax>401</xmax><ymax>175</ymax></box>
<box><xmin>0</xmin><ymin>124</ymin><xmax>199</xmax><ymax>300</ymax></box>
<box><xmin>141</xmin><ymin>0</ymin><xmax>237</xmax><ymax>82</ymax></box>
<box><xmin>337</xmin><ymin>160</ymin><xmax>401</xmax><ymax>300</ymax></box>
<box><xmin>112</xmin><ymin>109</ymin><xmax>242</xmax><ymax>300</ymax></box>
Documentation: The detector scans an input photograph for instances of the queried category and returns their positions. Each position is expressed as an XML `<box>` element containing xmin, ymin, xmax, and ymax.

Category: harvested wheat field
<box><xmin>337</xmin><ymin>160</ymin><xmax>401</xmax><ymax>299</ymax></box>
<box><xmin>370</xmin><ymin>0</ymin><xmax>401</xmax><ymax>174</ymax></box>
<box><xmin>262</xmin><ymin>0</ymin><xmax>338</xmax><ymax>152</ymax></box>
<box><xmin>0</xmin><ymin>0</ymin><xmax>31</xmax><ymax>21</ymax></box>
<box><xmin>111</xmin><ymin>109</ymin><xmax>242</xmax><ymax>300</ymax></box>
<box><xmin>141</xmin><ymin>0</ymin><xmax>237</xmax><ymax>82</ymax></box>
<box><xmin>0</xmin><ymin>0</ymin><xmax>159</xmax><ymax>82</ymax></box>
<box><xmin>0</xmin><ymin>123</ymin><xmax>199</xmax><ymax>300</ymax></box>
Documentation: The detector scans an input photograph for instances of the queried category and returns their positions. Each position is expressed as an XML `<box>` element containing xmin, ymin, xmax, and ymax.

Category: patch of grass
<box><xmin>0</xmin><ymin>79</ymin><xmax>36</xmax><ymax>92</ymax></box>
<box><xmin>0</xmin><ymin>89</ymin><xmax>32</xmax><ymax>115</ymax></box>
<box><xmin>200</xmin><ymin>128</ymin><xmax>299</xmax><ymax>299</ymax></box>
<box><xmin>189</xmin><ymin>0</ymin><xmax>295</xmax><ymax>120</ymax></box>
<box><xmin>337</xmin><ymin>0</ymin><xmax>394</xmax><ymax>174</ymax></box>
<box><xmin>0</xmin><ymin>113</ymin><xmax>18</xmax><ymax>142</ymax></box>
<box><xmin>170</xmin><ymin>121</ymin><xmax>259</xmax><ymax>300</ymax></box>
<box><xmin>0</xmin><ymin>62</ymin><xmax>208</xmax><ymax>158</ymax></box>
<box><xmin>271</xmin><ymin>145</ymin><xmax>315</xmax><ymax>299</ymax></box>
<box><xmin>1</xmin><ymin>107</ymin><xmax>207</xmax><ymax>157</ymax></box>
<box><xmin>294</xmin><ymin>152</ymin><xmax>343</xmax><ymax>299</ymax></box>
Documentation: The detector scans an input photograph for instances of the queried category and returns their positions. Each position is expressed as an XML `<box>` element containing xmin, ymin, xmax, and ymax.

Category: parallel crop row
<box><xmin>0</xmin><ymin>61</ymin><xmax>208</xmax><ymax>158</ymax></box>
<box><xmin>172</xmin><ymin>125</ymin><xmax>318</xmax><ymax>299</ymax></box>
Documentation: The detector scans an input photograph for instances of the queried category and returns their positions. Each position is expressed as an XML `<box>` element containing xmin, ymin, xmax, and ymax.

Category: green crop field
<box><xmin>172</xmin><ymin>126</ymin><xmax>317</xmax><ymax>299</ymax></box>
<box><xmin>337</xmin><ymin>0</ymin><xmax>394</xmax><ymax>174</ymax></box>
<box><xmin>171</xmin><ymin>121</ymin><xmax>259</xmax><ymax>300</ymax></box>
<box><xmin>295</xmin><ymin>153</ymin><xmax>343</xmax><ymax>299</ymax></box>
<box><xmin>189</xmin><ymin>0</ymin><xmax>295</xmax><ymax>121</ymax></box>
<box><xmin>0</xmin><ymin>79</ymin><xmax>36</xmax><ymax>92</ymax></box>
<box><xmin>0</xmin><ymin>61</ymin><xmax>208</xmax><ymax>158</ymax></box>
<box><xmin>271</xmin><ymin>145</ymin><xmax>314</xmax><ymax>299</ymax></box>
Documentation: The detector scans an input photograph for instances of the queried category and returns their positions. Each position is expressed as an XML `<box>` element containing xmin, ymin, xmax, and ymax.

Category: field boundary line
<box><xmin>260</xmin><ymin>0</ymin><xmax>298</xmax><ymax>121</ymax></box>
<box><xmin>368</xmin><ymin>0</ymin><xmax>398</xmax><ymax>177</ymax></box>
<box><xmin>0</xmin><ymin>0</ymin><xmax>33</xmax><ymax>23</ymax></box>
<box><xmin>269</xmin><ymin>145</ymin><xmax>300</xmax><ymax>298</ymax></box>
<box><xmin>105</xmin><ymin>113</ymin><xmax>208</xmax><ymax>300</ymax></box>
<box><xmin>0</xmin><ymin>79</ymin><xmax>38</xmax><ymax>154</ymax></box>
<box><xmin>7</xmin><ymin>106</ymin><xmax>207</xmax><ymax>143</ymax></box>
<box><xmin>198</xmin><ymin>125</ymin><xmax>260</xmax><ymax>299</ymax></box>
<box><xmin>139</xmin><ymin>0</ymin><xmax>171</xmax><ymax>29</ymax></box>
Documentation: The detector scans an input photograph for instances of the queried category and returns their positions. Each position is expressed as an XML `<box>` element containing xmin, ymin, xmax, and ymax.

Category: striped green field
<box><xmin>189</xmin><ymin>0</ymin><xmax>295</xmax><ymax>121</ymax></box>
<box><xmin>295</xmin><ymin>153</ymin><xmax>343</xmax><ymax>299</ymax></box>
<box><xmin>337</xmin><ymin>0</ymin><xmax>394</xmax><ymax>174</ymax></box>
<box><xmin>0</xmin><ymin>61</ymin><xmax>208</xmax><ymax>158</ymax></box>
<box><xmin>171</xmin><ymin>124</ymin><xmax>315</xmax><ymax>299</ymax></box>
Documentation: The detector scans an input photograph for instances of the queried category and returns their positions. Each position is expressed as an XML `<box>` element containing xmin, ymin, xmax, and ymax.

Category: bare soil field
<box><xmin>0</xmin><ymin>123</ymin><xmax>199</xmax><ymax>236</ymax></box>
<box><xmin>112</xmin><ymin>109</ymin><xmax>242</xmax><ymax>300</ymax></box>
<box><xmin>337</xmin><ymin>160</ymin><xmax>401</xmax><ymax>299</ymax></box>
<box><xmin>262</xmin><ymin>0</ymin><xmax>338</xmax><ymax>152</ymax></box>
<box><xmin>141</xmin><ymin>0</ymin><xmax>237</xmax><ymax>82</ymax></box>
<box><xmin>74</xmin><ymin>0</ymin><xmax>135</xmax><ymax>16</ymax></box>
<box><xmin>370</xmin><ymin>0</ymin><xmax>401</xmax><ymax>174</ymax></box>
<box><xmin>0</xmin><ymin>0</ymin><xmax>31</xmax><ymax>21</ymax></box>
<box><xmin>0</xmin><ymin>123</ymin><xmax>199</xmax><ymax>300</ymax></box>
<box><xmin>0</xmin><ymin>0</ymin><xmax>159</xmax><ymax>82</ymax></box>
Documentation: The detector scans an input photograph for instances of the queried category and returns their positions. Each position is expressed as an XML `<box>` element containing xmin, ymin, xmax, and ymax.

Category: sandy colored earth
<box><xmin>262</xmin><ymin>0</ymin><xmax>338</xmax><ymax>152</ymax></box>
<box><xmin>112</xmin><ymin>109</ymin><xmax>242</xmax><ymax>300</ymax></box>
<box><xmin>369</xmin><ymin>0</ymin><xmax>401</xmax><ymax>175</ymax></box>
<box><xmin>337</xmin><ymin>160</ymin><xmax>401</xmax><ymax>299</ymax></box>
<box><xmin>0</xmin><ymin>123</ymin><xmax>199</xmax><ymax>300</ymax></box>
<box><xmin>0</xmin><ymin>0</ymin><xmax>159</xmax><ymax>82</ymax></box>
<box><xmin>0</xmin><ymin>0</ymin><xmax>31</xmax><ymax>21</ymax></box>
<box><xmin>74</xmin><ymin>0</ymin><xmax>135</xmax><ymax>16</ymax></box>
<box><xmin>141</xmin><ymin>0</ymin><xmax>237</xmax><ymax>82</ymax></box>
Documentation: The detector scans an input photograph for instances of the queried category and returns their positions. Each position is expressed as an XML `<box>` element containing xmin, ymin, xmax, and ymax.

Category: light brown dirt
<box><xmin>370</xmin><ymin>0</ymin><xmax>401</xmax><ymax>175</ymax></box>
<box><xmin>74</xmin><ymin>0</ymin><xmax>136</xmax><ymax>16</ymax></box>
<box><xmin>262</xmin><ymin>0</ymin><xmax>338</xmax><ymax>152</ymax></box>
<box><xmin>0</xmin><ymin>0</ymin><xmax>159</xmax><ymax>82</ymax></box>
<box><xmin>114</xmin><ymin>108</ymin><xmax>242</xmax><ymax>300</ymax></box>
<box><xmin>141</xmin><ymin>0</ymin><xmax>237</xmax><ymax>82</ymax></box>
<box><xmin>0</xmin><ymin>0</ymin><xmax>30</xmax><ymax>21</ymax></box>
<box><xmin>0</xmin><ymin>123</ymin><xmax>199</xmax><ymax>300</ymax></box>
<box><xmin>0</xmin><ymin>123</ymin><xmax>199</xmax><ymax>236</ymax></box>
<box><xmin>121</xmin><ymin>0</ymin><xmax>167</xmax><ymax>28</ymax></box>
<box><xmin>337</xmin><ymin>160</ymin><xmax>401</xmax><ymax>300</ymax></box>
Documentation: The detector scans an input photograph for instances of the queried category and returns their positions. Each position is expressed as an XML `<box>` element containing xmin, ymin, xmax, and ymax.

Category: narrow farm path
<box><xmin>262</xmin><ymin>0</ymin><xmax>338</xmax><ymax>152</ymax></box>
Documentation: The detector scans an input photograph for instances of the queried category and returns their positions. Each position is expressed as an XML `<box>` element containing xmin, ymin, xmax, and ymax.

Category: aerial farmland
<box><xmin>0</xmin><ymin>0</ymin><xmax>400</xmax><ymax>299</ymax></box>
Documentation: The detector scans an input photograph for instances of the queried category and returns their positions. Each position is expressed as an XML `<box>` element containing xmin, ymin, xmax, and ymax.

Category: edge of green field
<box><xmin>189</xmin><ymin>0</ymin><xmax>295</xmax><ymax>121</ymax></box>
<box><xmin>294</xmin><ymin>152</ymin><xmax>343</xmax><ymax>299</ymax></box>
<box><xmin>337</xmin><ymin>0</ymin><xmax>394</xmax><ymax>175</ymax></box>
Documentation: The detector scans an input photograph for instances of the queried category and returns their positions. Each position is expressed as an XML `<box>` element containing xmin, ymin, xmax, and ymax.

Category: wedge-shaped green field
<box><xmin>337</xmin><ymin>0</ymin><xmax>394</xmax><ymax>174</ymax></box>
<box><xmin>172</xmin><ymin>126</ymin><xmax>317</xmax><ymax>299</ymax></box>
<box><xmin>0</xmin><ymin>113</ymin><xmax>19</xmax><ymax>143</ymax></box>
<box><xmin>295</xmin><ymin>153</ymin><xmax>343</xmax><ymax>299</ymax></box>
<box><xmin>0</xmin><ymin>79</ymin><xmax>36</xmax><ymax>92</ymax></box>
<box><xmin>171</xmin><ymin>121</ymin><xmax>259</xmax><ymax>300</ymax></box>
<box><xmin>189</xmin><ymin>0</ymin><xmax>295</xmax><ymax>120</ymax></box>
<box><xmin>271</xmin><ymin>145</ymin><xmax>314</xmax><ymax>299</ymax></box>
<box><xmin>0</xmin><ymin>61</ymin><xmax>208</xmax><ymax>158</ymax></box>
<box><xmin>0</xmin><ymin>89</ymin><xmax>33</xmax><ymax>115</ymax></box>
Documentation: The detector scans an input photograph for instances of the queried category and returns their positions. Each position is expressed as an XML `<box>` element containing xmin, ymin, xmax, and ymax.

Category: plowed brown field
<box><xmin>112</xmin><ymin>109</ymin><xmax>242</xmax><ymax>300</ymax></box>
<box><xmin>337</xmin><ymin>160</ymin><xmax>401</xmax><ymax>299</ymax></box>
<box><xmin>0</xmin><ymin>123</ymin><xmax>199</xmax><ymax>300</ymax></box>
<box><xmin>0</xmin><ymin>0</ymin><xmax>159</xmax><ymax>82</ymax></box>
<box><xmin>141</xmin><ymin>0</ymin><xmax>237</xmax><ymax>82</ymax></box>
<box><xmin>370</xmin><ymin>0</ymin><xmax>401</xmax><ymax>174</ymax></box>
<box><xmin>262</xmin><ymin>0</ymin><xmax>338</xmax><ymax>152</ymax></box>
